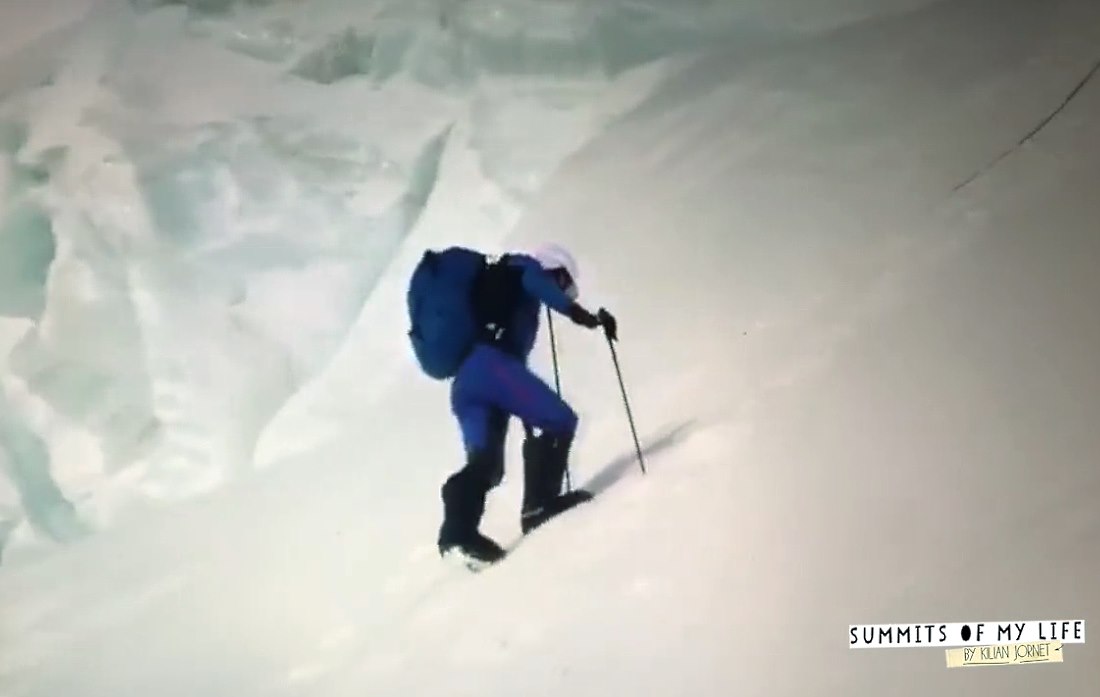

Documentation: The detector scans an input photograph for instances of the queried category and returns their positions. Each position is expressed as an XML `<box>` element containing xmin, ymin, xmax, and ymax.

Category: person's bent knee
<box><xmin>545</xmin><ymin>403</ymin><xmax>578</xmax><ymax>439</ymax></box>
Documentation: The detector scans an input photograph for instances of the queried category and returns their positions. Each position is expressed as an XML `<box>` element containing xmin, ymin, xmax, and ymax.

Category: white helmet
<box><xmin>528</xmin><ymin>242</ymin><xmax>579</xmax><ymax>299</ymax></box>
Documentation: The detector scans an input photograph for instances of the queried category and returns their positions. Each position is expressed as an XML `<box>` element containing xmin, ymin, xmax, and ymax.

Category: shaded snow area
<box><xmin>1</xmin><ymin>0</ymin><xmax>1098</xmax><ymax>695</ymax></box>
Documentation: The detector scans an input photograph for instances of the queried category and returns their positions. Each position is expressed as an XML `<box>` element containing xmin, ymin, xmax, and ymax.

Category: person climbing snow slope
<box><xmin>405</xmin><ymin>242</ymin><xmax>618</xmax><ymax>568</ymax></box>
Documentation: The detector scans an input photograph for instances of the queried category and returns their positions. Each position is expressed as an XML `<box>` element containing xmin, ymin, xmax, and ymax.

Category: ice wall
<box><xmin>0</xmin><ymin>0</ymin><xmax>748</xmax><ymax>556</ymax></box>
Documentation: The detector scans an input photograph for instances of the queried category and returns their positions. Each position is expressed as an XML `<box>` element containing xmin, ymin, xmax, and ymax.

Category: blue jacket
<box><xmin>488</xmin><ymin>253</ymin><xmax>575</xmax><ymax>363</ymax></box>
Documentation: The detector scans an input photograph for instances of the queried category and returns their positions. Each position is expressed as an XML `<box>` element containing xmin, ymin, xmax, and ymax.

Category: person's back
<box><xmin>470</xmin><ymin>250</ymin><xmax>578</xmax><ymax>362</ymax></box>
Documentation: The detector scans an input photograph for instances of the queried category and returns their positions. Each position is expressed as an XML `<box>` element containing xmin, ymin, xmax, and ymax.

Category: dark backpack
<box><xmin>406</xmin><ymin>247</ymin><xmax>528</xmax><ymax>379</ymax></box>
<box><xmin>406</xmin><ymin>247</ymin><xmax>487</xmax><ymax>380</ymax></box>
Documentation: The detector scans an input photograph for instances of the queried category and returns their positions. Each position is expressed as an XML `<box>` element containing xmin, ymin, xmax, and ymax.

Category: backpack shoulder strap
<box><xmin>471</xmin><ymin>254</ymin><xmax>524</xmax><ymax>339</ymax></box>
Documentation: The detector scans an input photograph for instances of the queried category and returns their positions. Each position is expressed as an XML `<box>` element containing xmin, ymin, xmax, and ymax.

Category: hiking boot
<box><xmin>520</xmin><ymin>431</ymin><xmax>592</xmax><ymax>534</ymax></box>
<box><xmin>520</xmin><ymin>488</ymin><xmax>593</xmax><ymax>534</ymax></box>
<box><xmin>438</xmin><ymin>452</ymin><xmax>502</xmax><ymax>558</ymax></box>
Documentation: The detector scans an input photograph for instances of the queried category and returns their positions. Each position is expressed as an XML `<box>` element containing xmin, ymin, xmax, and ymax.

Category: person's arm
<box><xmin>518</xmin><ymin>259</ymin><xmax>577</xmax><ymax>315</ymax></box>
<box><xmin>516</xmin><ymin>256</ymin><xmax>608</xmax><ymax>330</ymax></box>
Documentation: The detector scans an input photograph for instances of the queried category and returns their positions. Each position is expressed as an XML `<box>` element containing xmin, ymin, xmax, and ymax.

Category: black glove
<box><xmin>567</xmin><ymin>303</ymin><xmax>601</xmax><ymax>329</ymax></box>
<box><xmin>597</xmin><ymin>308</ymin><xmax>618</xmax><ymax>341</ymax></box>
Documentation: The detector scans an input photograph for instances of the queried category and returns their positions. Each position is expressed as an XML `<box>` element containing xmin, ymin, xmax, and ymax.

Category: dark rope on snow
<box><xmin>952</xmin><ymin>56</ymin><xmax>1100</xmax><ymax>193</ymax></box>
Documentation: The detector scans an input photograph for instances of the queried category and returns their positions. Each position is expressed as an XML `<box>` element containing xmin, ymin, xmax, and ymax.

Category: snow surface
<box><xmin>2</xmin><ymin>0</ymin><xmax>1099</xmax><ymax>694</ymax></box>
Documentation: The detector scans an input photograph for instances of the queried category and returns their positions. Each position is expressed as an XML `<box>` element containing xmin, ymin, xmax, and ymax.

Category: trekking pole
<box><xmin>601</xmin><ymin>319</ymin><xmax>646</xmax><ymax>475</ymax></box>
<box><xmin>546</xmin><ymin>308</ymin><xmax>572</xmax><ymax>492</ymax></box>
<box><xmin>546</xmin><ymin>308</ymin><xmax>563</xmax><ymax>395</ymax></box>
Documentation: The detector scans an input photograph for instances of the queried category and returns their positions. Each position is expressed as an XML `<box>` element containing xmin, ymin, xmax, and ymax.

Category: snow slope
<box><xmin>3</xmin><ymin>0</ymin><xmax>1100</xmax><ymax>695</ymax></box>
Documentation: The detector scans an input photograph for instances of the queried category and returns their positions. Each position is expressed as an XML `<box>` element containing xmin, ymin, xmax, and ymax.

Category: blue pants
<box><xmin>450</xmin><ymin>344</ymin><xmax>578</xmax><ymax>485</ymax></box>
